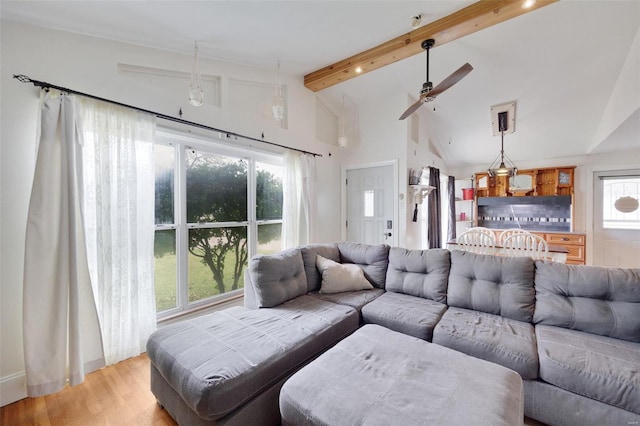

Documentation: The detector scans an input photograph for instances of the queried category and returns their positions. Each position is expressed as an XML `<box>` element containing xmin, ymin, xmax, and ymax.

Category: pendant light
<box><xmin>272</xmin><ymin>60</ymin><xmax>285</xmax><ymax>121</ymax></box>
<box><xmin>188</xmin><ymin>41</ymin><xmax>204</xmax><ymax>107</ymax></box>
<box><xmin>488</xmin><ymin>111</ymin><xmax>517</xmax><ymax>177</ymax></box>
<box><xmin>338</xmin><ymin>94</ymin><xmax>348</xmax><ymax>148</ymax></box>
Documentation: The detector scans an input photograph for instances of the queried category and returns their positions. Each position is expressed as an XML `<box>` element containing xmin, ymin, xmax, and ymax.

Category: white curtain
<box><xmin>79</xmin><ymin>97</ymin><xmax>157</xmax><ymax>366</ymax></box>
<box><xmin>23</xmin><ymin>92</ymin><xmax>105</xmax><ymax>397</ymax></box>
<box><xmin>283</xmin><ymin>151</ymin><xmax>316</xmax><ymax>248</ymax></box>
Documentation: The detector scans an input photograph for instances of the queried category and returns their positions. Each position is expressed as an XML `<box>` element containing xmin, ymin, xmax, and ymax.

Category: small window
<box><xmin>601</xmin><ymin>176</ymin><xmax>640</xmax><ymax>230</ymax></box>
<box><xmin>364</xmin><ymin>190</ymin><xmax>375</xmax><ymax>217</ymax></box>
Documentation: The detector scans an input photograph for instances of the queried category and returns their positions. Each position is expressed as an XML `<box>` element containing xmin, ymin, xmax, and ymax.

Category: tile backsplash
<box><xmin>477</xmin><ymin>196</ymin><xmax>571</xmax><ymax>232</ymax></box>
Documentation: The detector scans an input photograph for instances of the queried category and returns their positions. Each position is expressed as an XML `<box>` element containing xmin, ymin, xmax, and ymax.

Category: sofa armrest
<box><xmin>243</xmin><ymin>268</ymin><xmax>259</xmax><ymax>309</ymax></box>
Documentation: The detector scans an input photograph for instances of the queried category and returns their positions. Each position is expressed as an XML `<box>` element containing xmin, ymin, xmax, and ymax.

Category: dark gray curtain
<box><xmin>447</xmin><ymin>176</ymin><xmax>456</xmax><ymax>243</ymax></box>
<box><xmin>427</xmin><ymin>167</ymin><xmax>441</xmax><ymax>248</ymax></box>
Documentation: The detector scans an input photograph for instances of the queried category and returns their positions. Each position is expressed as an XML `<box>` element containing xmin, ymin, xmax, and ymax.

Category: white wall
<box><xmin>405</xmin><ymin>106</ymin><xmax>451</xmax><ymax>249</ymax></box>
<box><xmin>337</xmin><ymin>92</ymin><xmax>409</xmax><ymax>247</ymax></box>
<box><xmin>591</xmin><ymin>27</ymin><xmax>640</xmax><ymax>152</ymax></box>
<box><xmin>0</xmin><ymin>20</ymin><xmax>346</xmax><ymax>405</ymax></box>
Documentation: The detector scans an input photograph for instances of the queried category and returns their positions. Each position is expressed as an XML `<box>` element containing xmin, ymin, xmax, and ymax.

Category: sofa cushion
<box><xmin>448</xmin><ymin>250</ymin><xmax>535</xmax><ymax>323</ymax></box>
<box><xmin>248</xmin><ymin>248</ymin><xmax>308</xmax><ymax>308</ymax></box>
<box><xmin>337</xmin><ymin>241</ymin><xmax>390</xmax><ymax>288</ymax></box>
<box><xmin>316</xmin><ymin>255</ymin><xmax>374</xmax><ymax>294</ymax></box>
<box><xmin>361</xmin><ymin>291</ymin><xmax>447</xmax><ymax>341</ymax></box>
<box><xmin>433</xmin><ymin>307</ymin><xmax>539</xmax><ymax>379</ymax></box>
<box><xmin>310</xmin><ymin>288</ymin><xmax>384</xmax><ymax>313</ymax></box>
<box><xmin>536</xmin><ymin>324</ymin><xmax>640</xmax><ymax>414</ymax></box>
<box><xmin>534</xmin><ymin>261</ymin><xmax>640</xmax><ymax>343</ymax></box>
<box><xmin>385</xmin><ymin>247</ymin><xmax>450</xmax><ymax>303</ymax></box>
<box><xmin>146</xmin><ymin>295</ymin><xmax>359</xmax><ymax>421</ymax></box>
<box><xmin>524</xmin><ymin>379</ymin><xmax>640</xmax><ymax>426</ymax></box>
<box><xmin>299</xmin><ymin>243</ymin><xmax>340</xmax><ymax>292</ymax></box>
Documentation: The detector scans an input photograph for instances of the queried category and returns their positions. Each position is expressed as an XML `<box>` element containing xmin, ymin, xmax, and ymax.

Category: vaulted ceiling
<box><xmin>2</xmin><ymin>1</ymin><xmax>639</xmax><ymax>168</ymax></box>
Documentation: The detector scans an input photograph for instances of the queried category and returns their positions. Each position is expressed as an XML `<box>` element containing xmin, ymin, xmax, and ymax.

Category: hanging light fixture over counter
<box><xmin>488</xmin><ymin>108</ymin><xmax>517</xmax><ymax>178</ymax></box>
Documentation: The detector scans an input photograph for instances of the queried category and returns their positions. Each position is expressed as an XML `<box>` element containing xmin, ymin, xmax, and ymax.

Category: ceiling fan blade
<box><xmin>399</xmin><ymin>98</ymin><xmax>425</xmax><ymax>120</ymax></box>
<box><xmin>428</xmin><ymin>63</ymin><xmax>473</xmax><ymax>98</ymax></box>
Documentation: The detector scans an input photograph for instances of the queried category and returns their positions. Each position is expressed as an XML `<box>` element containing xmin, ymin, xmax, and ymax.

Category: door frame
<box><xmin>586</xmin><ymin>163</ymin><xmax>640</xmax><ymax>265</ymax></box>
<box><xmin>341</xmin><ymin>160</ymin><xmax>399</xmax><ymax>247</ymax></box>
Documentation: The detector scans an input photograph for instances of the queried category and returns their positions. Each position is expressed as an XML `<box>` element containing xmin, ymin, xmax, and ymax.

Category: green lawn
<box><xmin>154</xmin><ymin>253</ymin><xmax>178</xmax><ymax>312</ymax></box>
<box><xmin>154</xmin><ymin>253</ymin><xmax>246</xmax><ymax>312</ymax></box>
<box><xmin>153</xmin><ymin>230</ymin><xmax>282</xmax><ymax>313</ymax></box>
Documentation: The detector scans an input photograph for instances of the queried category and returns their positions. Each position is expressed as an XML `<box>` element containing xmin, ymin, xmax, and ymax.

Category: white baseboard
<box><xmin>1</xmin><ymin>358</ymin><xmax>105</xmax><ymax>407</ymax></box>
<box><xmin>1</xmin><ymin>371</ymin><xmax>27</xmax><ymax>407</ymax></box>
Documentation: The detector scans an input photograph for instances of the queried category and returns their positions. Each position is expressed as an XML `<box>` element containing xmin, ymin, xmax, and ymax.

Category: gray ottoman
<box><xmin>280</xmin><ymin>324</ymin><xmax>524</xmax><ymax>426</ymax></box>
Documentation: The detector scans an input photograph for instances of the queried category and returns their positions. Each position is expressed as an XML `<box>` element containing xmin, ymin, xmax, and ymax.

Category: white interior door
<box><xmin>345</xmin><ymin>164</ymin><xmax>396</xmax><ymax>246</ymax></box>
<box><xmin>593</xmin><ymin>170</ymin><xmax>640</xmax><ymax>267</ymax></box>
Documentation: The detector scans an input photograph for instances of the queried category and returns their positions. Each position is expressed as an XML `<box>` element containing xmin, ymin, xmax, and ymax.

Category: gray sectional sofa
<box><xmin>147</xmin><ymin>241</ymin><xmax>640</xmax><ymax>425</ymax></box>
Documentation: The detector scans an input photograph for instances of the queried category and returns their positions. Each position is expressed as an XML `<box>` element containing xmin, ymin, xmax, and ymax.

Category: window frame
<box><xmin>154</xmin><ymin>128</ymin><xmax>283</xmax><ymax>319</ymax></box>
<box><xmin>599</xmin><ymin>174</ymin><xmax>640</xmax><ymax>230</ymax></box>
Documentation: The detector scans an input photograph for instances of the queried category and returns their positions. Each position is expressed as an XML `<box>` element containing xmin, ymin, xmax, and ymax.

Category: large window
<box><xmin>153</xmin><ymin>131</ymin><xmax>283</xmax><ymax>316</ymax></box>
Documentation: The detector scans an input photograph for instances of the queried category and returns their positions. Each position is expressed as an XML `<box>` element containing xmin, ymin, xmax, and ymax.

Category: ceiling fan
<box><xmin>399</xmin><ymin>39</ymin><xmax>473</xmax><ymax>120</ymax></box>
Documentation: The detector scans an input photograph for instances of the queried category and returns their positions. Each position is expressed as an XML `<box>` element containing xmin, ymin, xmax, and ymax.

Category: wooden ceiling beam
<box><xmin>304</xmin><ymin>0</ymin><xmax>557</xmax><ymax>92</ymax></box>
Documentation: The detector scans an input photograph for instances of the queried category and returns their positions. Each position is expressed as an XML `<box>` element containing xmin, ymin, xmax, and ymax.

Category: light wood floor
<box><xmin>0</xmin><ymin>354</ymin><xmax>176</xmax><ymax>426</ymax></box>
<box><xmin>2</xmin><ymin>353</ymin><xmax>546</xmax><ymax>426</ymax></box>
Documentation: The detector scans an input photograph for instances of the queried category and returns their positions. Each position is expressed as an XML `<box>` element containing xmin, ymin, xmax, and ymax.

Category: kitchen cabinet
<box><xmin>475</xmin><ymin>166</ymin><xmax>576</xmax><ymax>197</ymax></box>
<box><xmin>545</xmin><ymin>232</ymin><xmax>585</xmax><ymax>264</ymax></box>
<box><xmin>475</xmin><ymin>172</ymin><xmax>505</xmax><ymax>198</ymax></box>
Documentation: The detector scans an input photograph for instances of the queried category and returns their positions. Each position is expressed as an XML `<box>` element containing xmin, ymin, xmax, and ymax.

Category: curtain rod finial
<box><xmin>14</xmin><ymin>74</ymin><xmax>31</xmax><ymax>83</ymax></box>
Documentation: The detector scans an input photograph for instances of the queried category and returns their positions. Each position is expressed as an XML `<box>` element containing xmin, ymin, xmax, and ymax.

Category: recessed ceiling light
<box><xmin>522</xmin><ymin>0</ymin><xmax>536</xmax><ymax>9</ymax></box>
<box><xmin>355</xmin><ymin>66</ymin><xmax>363</xmax><ymax>74</ymax></box>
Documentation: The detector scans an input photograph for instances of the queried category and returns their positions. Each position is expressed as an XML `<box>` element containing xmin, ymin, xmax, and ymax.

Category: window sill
<box><xmin>157</xmin><ymin>293</ymin><xmax>244</xmax><ymax>326</ymax></box>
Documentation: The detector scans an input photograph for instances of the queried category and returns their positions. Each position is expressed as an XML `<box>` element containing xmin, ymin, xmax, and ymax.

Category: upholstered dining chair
<box><xmin>455</xmin><ymin>227</ymin><xmax>497</xmax><ymax>255</ymax></box>
<box><xmin>498</xmin><ymin>228</ymin><xmax>531</xmax><ymax>245</ymax></box>
<box><xmin>502</xmin><ymin>233</ymin><xmax>549</xmax><ymax>261</ymax></box>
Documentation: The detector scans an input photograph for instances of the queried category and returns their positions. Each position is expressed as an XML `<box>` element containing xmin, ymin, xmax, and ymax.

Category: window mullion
<box><xmin>177</xmin><ymin>144</ymin><xmax>189</xmax><ymax>311</ymax></box>
<box><xmin>248</xmin><ymin>157</ymin><xmax>257</xmax><ymax>259</ymax></box>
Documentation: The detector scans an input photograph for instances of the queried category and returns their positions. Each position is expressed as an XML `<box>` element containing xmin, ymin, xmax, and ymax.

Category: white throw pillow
<box><xmin>316</xmin><ymin>255</ymin><xmax>374</xmax><ymax>294</ymax></box>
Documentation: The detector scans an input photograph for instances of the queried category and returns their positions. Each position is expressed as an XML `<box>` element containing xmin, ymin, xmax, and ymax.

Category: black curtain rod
<box><xmin>13</xmin><ymin>74</ymin><xmax>322</xmax><ymax>157</ymax></box>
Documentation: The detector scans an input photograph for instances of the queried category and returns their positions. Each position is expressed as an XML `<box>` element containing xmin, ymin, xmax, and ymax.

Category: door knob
<box><xmin>383</xmin><ymin>232</ymin><xmax>392</xmax><ymax>237</ymax></box>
